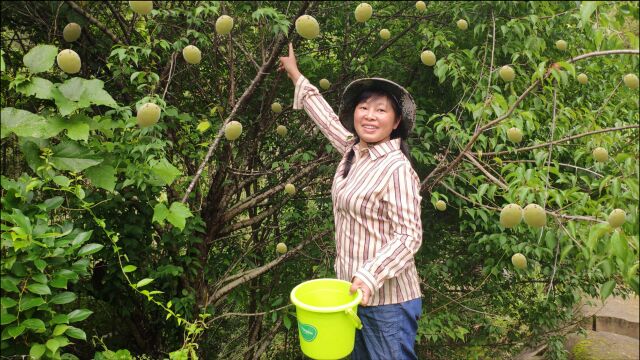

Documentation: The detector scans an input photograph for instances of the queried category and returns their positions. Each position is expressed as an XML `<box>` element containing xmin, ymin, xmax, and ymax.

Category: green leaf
<box><xmin>7</xmin><ymin>324</ymin><xmax>25</xmax><ymax>338</ymax></box>
<box><xmin>53</xmin><ymin>175</ymin><xmax>71</xmax><ymax>187</ymax></box>
<box><xmin>71</xmin><ymin>231</ymin><xmax>93</xmax><ymax>247</ymax></box>
<box><xmin>46</xmin><ymin>337</ymin><xmax>60</xmax><ymax>353</ymax></box>
<box><xmin>67</xmin><ymin>309</ymin><xmax>93</xmax><ymax>323</ymax></box>
<box><xmin>65</xmin><ymin>326</ymin><xmax>87</xmax><ymax>340</ymax></box>
<box><xmin>85</xmin><ymin>164</ymin><xmax>116</xmax><ymax>192</ymax></box>
<box><xmin>600</xmin><ymin>279</ymin><xmax>615</xmax><ymax>300</ymax></box>
<box><xmin>77</xmin><ymin>243</ymin><xmax>104</xmax><ymax>256</ymax></box>
<box><xmin>42</xmin><ymin>196</ymin><xmax>64</xmax><ymax>211</ymax></box>
<box><xmin>136</xmin><ymin>278</ymin><xmax>154</xmax><ymax>288</ymax></box>
<box><xmin>150</xmin><ymin>158</ymin><xmax>182</xmax><ymax>186</ymax></box>
<box><xmin>49</xmin><ymin>141</ymin><xmax>103</xmax><ymax>172</ymax></box>
<box><xmin>196</xmin><ymin>121</ymin><xmax>211</xmax><ymax>133</ymax></box>
<box><xmin>0</xmin><ymin>107</ymin><xmax>61</xmax><ymax>139</ymax></box>
<box><xmin>152</xmin><ymin>203</ymin><xmax>169</xmax><ymax>224</ymax></box>
<box><xmin>22</xmin><ymin>318</ymin><xmax>46</xmax><ymax>331</ymax></box>
<box><xmin>1</xmin><ymin>277</ymin><xmax>19</xmax><ymax>293</ymax></box>
<box><xmin>610</xmin><ymin>231</ymin><xmax>628</xmax><ymax>260</ymax></box>
<box><xmin>123</xmin><ymin>265</ymin><xmax>137</xmax><ymax>273</ymax></box>
<box><xmin>18</xmin><ymin>77</ymin><xmax>55</xmax><ymax>100</ymax></box>
<box><xmin>23</xmin><ymin>44</ymin><xmax>58</xmax><ymax>73</ymax></box>
<box><xmin>1</xmin><ymin>297</ymin><xmax>18</xmax><ymax>308</ymax></box>
<box><xmin>20</xmin><ymin>297</ymin><xmax>46</xmax><ymax>310</ymax></box>
<box><xmin>66</xmin><ymin>121</ymin><xmax>90</xmax><ymax>141</ymax></box>
<box><xmin>30</xmin><ymin>343</ymin><xmax>47</xmax><ymax>359</ymax></box>
<box><xmin>0</xmin><ymin>313</ymin><xmax>17</xmax><ymax>325</ymax></box>
<box><xmin>49</xmin><ymin>291</ymin><xmax>77</xmax><ymax>305</ymax></box>
<box><xmin>166</xmin><ymin>202</ymin><xmax>193</xmax><ymax>231</ymax></box>
<box><xmin>27</xmin><ymin>283</ymin><xmax>52</xmax><ymax>295</ymax></box>
<box><xmin>580</xmin><ymin>1</ymin><xmax>598</xmax><ymax>25</ymax></box>
<box><xmin>55</xmin><ymin>78</ymin><xmax>118</xmax><ymax>115</ymax></box>
<box><xmin>52</xmin><ymin>324</ymin><xmax>69</xmax><ymax>336</ymax></box>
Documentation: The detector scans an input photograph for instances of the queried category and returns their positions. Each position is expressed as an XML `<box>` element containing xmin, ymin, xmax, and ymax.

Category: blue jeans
<box><xmin>351</xmin><ymin>298</ymin><xmax>422</xmax><ymax>360</ymax></box>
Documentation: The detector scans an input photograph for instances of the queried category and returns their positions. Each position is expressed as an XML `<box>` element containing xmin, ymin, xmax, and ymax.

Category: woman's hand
<box><xmin>350</xmin><ymin>276</ymin><xmax>372</xmax><ymax>306</ymax></box>
<box><xmin>278</xmin><ymin>42</ymin><xmax>302</xmax><ymax>83</ymax></box>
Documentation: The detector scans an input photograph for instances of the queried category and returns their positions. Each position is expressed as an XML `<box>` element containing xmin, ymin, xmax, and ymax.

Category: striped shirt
<box><xmin>294</xmin><ymin>76</ymin><xmax>423</xmax><ymax>306</ymax></box>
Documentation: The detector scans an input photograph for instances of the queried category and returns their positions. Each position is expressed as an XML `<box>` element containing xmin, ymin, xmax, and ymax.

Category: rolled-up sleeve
<box><xmin>354</xmin><ymin>164</ymin><xmax>423</xmax><ymax>292</ymax></box>
<box><xmin>294</xmin><ymin>76</ymin><xmax>353</xmax><ymax>155</ymax></box>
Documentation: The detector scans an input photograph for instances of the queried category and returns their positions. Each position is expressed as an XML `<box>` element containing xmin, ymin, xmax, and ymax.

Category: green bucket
<box><xmin>290</xmin><ymin>278</ymin><xmax>363</xmax><ymax>360</ymax></box>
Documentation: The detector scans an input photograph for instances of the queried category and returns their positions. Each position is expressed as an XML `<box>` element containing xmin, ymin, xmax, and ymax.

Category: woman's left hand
<box><xmin>350</xmin><ymin>276</ymin><xmax>372</xmax><ymax>306</ymax></box>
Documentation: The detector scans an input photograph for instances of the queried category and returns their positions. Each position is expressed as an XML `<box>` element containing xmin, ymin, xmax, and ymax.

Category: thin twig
<box><xmin>482</xmin><ymin>125</ymin><xmax>640</xmax><ymax>157</ymax></box>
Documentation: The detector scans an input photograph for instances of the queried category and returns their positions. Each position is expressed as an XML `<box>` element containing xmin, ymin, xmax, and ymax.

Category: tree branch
<box><xmin>463</xmin><ymin>153</ymin><xmax>508</xmax><ymax>190</ymax></box>
<box><xmin>206</xmin><ymin>229</ymin><xmax>330</xmax><ymax>307</ymax></box>
<box><xmin>180</xmin><ymin>2</ymin><xmax>311</xmax><ymax>204</ymax></box>
<box><xmin>65</xmin><ymin>1</ymin><xmax>120</xmax><ymax>44</ymax></box>
<box><xmin>482</xmin><ymin>125</ymin><xmax>639</xmax><ymax>157</ymax></box>
<box><xmin>421</xmin><ymin>49</ymin><xmax>639</xmax><ymax>191</ymax></box>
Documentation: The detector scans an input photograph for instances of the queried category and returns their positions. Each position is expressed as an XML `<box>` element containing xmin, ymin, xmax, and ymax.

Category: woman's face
<box><xmin>353</xmin><ymin>95</ymin><xmax>401</xmax><ymax>145</ymax></box>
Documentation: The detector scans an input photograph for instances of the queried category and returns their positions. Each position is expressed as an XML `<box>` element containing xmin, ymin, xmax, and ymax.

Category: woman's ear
<box><xmin>393</xmin><ymin>116</ymin><xmax>401</xmax><ymax>130</ymax></box>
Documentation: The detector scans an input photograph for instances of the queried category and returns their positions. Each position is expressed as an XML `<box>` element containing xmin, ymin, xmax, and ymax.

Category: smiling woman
<box><xmin>280</xmin><ymin>42</ymin><xmax>424</xmax><ymax>360</ymax></box>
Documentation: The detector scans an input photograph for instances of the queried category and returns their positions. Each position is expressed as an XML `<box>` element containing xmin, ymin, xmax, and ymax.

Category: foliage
<box><xmin>1</xmin><ymin>1</ymin><xmax>638</xmax><ymax>360</ymax></box>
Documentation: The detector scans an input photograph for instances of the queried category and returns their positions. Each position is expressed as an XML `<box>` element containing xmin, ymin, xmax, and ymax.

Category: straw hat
<box><xmin>338</xmin><ymin>78</ymin><xmax>416</xmax><ymax>135</ymax></box>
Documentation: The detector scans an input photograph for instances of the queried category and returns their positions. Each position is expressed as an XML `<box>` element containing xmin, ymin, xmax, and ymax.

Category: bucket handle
<box><xmin>344</xmin><ymin>308</ymin><xmax>362</xmax><ymax>329</ymax></box>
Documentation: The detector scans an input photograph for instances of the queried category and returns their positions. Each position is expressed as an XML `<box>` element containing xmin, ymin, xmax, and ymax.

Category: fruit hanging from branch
<box><xmin>225</xmin><ymin>121</ymin><xmax>243</xmax><ymax>141</ymax></box>
<box><xmin>523</xmin><ymin>204</ymin><xmax>546</xmax><ymax>228</ymax></box>
<box><xmin>136</xmin><ymin>103</ymin><xmax>161</xmax><ymax>127</ymax></box>
<box><xmin>129</xmin><ymin>1</ymin><xmax>153</xmax><ymax>15</ymax></box>
<box><xmin>182</xmin><ymin>45</ymin><xmax>202</xmax><ymax>64</ymax></box>
<box><xmin>500</xmin><ymin>204</ymin><xmax>523</xmax><ymax>228</ymax></box>
<box><xmin>295</xmin><ymin>15</ymin><xmax>320</xmax><ymax>40</ymax></box>
<box><xmin>57</xmin><ymin>49</ymin><xmax>81</xmax><ymax>74</ymax></box>
<box><xmin>421</xmin><ymin>50</ymin><xmax>436</xmax><ymax>66</ymax></box>
<box><xmin>216</xmin><ymin>15</ymin><xmax>234</xmax><ymax>35</ymax></box>
<box><xmin>355</xmin><ymin>3</ymin><xmax>373</xmax><ymax>23</ymax></box>
<box><xmin>511</xmin><ymin>253</ymin><xmax>527</xmax><ymax>269</ymax></box>
<box><xmin>608</xmin><ymin>209</ymin><xmax>626</xmax><ymax>228</ymax></box>
<box><xmin>63</xmin><ymin>23</ymin><xmax>81</xmax><ymax>42</ymax></box>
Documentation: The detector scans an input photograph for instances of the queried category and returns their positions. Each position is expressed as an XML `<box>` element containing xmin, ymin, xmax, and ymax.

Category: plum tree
<box><xmin>319</xmin><ymin>78</ymin><xmax>330</xmax><ymax>90</ymax></box>
<box><xmin>500</xmin><ymin>204</ymin><xmax>523</xmax><ymax>228</ymax></box>
<box><xmin>624</xmin><ymin>73</ymin><xmax>639</xmax><ymax>89</ymax></box>
<box><xmin>355</xmin><ymin>3</ymin><xmax>373</xmax><ymax>23</ymax></box>
<box><xmin>56</xmin><ymin>49</ymin><xmax>81</xmax><ymax>74</ymax></box>
<box><xmin>276</xmin><ymin>125</ymin><xmax>287</xmax><ymax>136</ymax></box>
<box><xmin>284</xmin><ymin>183</ymin><xmax>296</xmax><ymax>195</ymax></box>
<box><xmin>435</xmin><ymin>200</ymin><xmax>446</xmax><ymax>211</ymax></box>
<box><xmin>215</xmin><ymin>15</ymin><xmax>234</xmax><ymax>35</ymax></box>
<box><xmin>271</xmin><ymin>102</ymin><xmax>282</xmax><ymax>113</ymax></box>
<box><xmin>182</xmin><ymin>45</ymin><xmax>202</xmax><ymax>64</ymax></box>
<box><xmin>511</xmin><ymin>253</ymin><xmax>527</xmax><ymax>269</ymax></box>
<box><xmin>457</xmin><ymin>19</ymin><xmax>468</xmax><ymax>30</ymax></box>
<box><xmin>379</xmin><ymin>29</ymin><xmax>391</xmax><ymax>40</ymax></box>
<box><xmin>577</xmin><ymin>73</ymin><xmax>588</xmax><ymax>84</ymax></box>
<box><xmin>224</xmin><ymin>121</ymin><xmax>243</xmax><ymax>141</ymax></box>
<box><xmin>592</xmin><ymin>147</ymin><xmax>609</xmax><ymax>162</ymax></box>
<box><xmin>129</xmin><ymin>1</ymin><xmax>153</xmax><ymax>15</ymax></box>
<box><xmin>499</xmin><ymin>65</ymin><xmax>515</xmax><ymax>82</ymax></box>
<box><xmin>63</xmin><ymin>23</ymin><xmax>81</xmax><ymax>42</ymax></box>
<box><xmin>523</xmin><ymin>204</ymin><xmax>546</xmax><ymax>228</ymax></box>
<box><xmin>507</xmin><ymin>127</ymin><xmax>523</xmax><ymax>143</ymax></box>
<box><xmin>415</xmin><ymin>1</ymin><xmax>426</xmax><ymax>12</ymax></box>
<box><xmin>276</xmin><ymin>242</ymin><xmax>287</xmax><ymax>254</ymax></box>
<box><xmin>136</xmin><ymin>103</ymin><xmax>161</xmax><ymax>127</ymax></box>
<box><xmin>555</xmin><ymin>39</ymin><xmax>567</xmax><ymax>51</ymax></box>
<box><xmin>295</xmin><ymin>15</ymin><xmax>320</xmax><ymax>39</ymax></box>
<box><xmin>608</xmin><ymin>209</ymin><xmax>626</xmax><ymax>228</ymax></box>
<box><xmin>421</xmin><ymin>50</ymin><xmax>436</xmax><ymax>66</ymax></box>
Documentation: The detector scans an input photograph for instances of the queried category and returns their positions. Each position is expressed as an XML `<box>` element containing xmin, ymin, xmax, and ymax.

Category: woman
<box><xmin>279</xmin><ymin>43</ymin><xmax>423</xmax><ymax>360</ymax></box>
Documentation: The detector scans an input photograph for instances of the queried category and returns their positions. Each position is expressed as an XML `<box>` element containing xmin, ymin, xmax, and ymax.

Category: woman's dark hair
<box><xmin>342</xmin><ymin>89</ymin><xmax>412</xmax><ymax>178</ymax></box>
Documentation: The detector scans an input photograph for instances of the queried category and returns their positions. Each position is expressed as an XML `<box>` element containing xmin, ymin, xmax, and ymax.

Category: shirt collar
<box><xmin>355</xmin><ymin>138</ymin><xmax>401</xmax><ymax>160</ymax></box>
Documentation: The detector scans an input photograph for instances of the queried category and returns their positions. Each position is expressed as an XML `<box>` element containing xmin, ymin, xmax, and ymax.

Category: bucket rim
<box><xmin>290</xmin><ymin>278</ymin><xmax>362</xmax><ymax>313</ymax></box>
